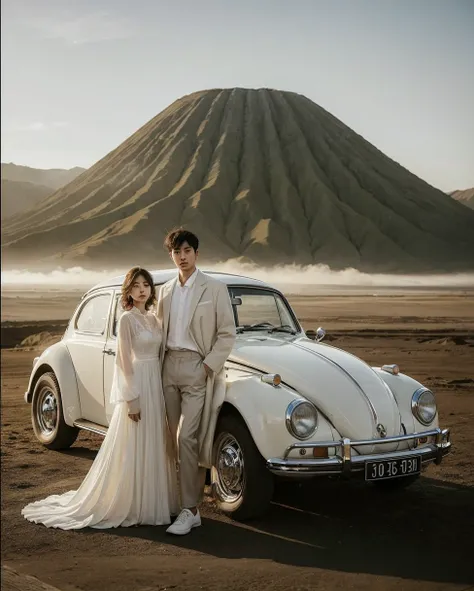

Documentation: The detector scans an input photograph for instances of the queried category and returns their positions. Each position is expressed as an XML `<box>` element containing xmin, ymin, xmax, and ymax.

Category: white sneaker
<box><xmin>166</xmin><ymin>508</ymin><xmax>201</xmax><ymax>535</ymax></box>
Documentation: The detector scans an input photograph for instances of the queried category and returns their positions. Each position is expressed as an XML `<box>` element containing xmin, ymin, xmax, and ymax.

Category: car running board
<box><xmin>73</xmin><ymin>419</ymin><xmax>108</xmax><ymax>437</ymax></box>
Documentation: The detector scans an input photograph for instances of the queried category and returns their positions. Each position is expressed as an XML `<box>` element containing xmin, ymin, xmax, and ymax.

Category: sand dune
<box><xmin>3</xmin><ymin>89</ymin><xmax>474</xmax><ymax>271</ymax></box>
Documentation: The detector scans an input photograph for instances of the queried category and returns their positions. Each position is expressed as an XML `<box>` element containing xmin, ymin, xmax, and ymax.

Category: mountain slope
<box><xmin>1</xmin><ymin>179</ymin><xmax>53</xmax><ymax>219</ymax></box>
<box><xmin>450</xmin><ymin>188</ymin><xmax>474</xmax><ymax>210</ymax></box>
<box><xmin>1</xmin><ymin>164</ymin><xmax>86</xmax><ymax>221</ymax></box>
<box><xmin>3</xmin><ymin>88</ymin><xmax>474</xmax><ymax>271</ymax></box>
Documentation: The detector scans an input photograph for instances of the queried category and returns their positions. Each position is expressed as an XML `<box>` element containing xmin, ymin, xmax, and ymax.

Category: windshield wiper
<box><xmin>236</xmin><ymin>323</ymin><xmax>297</xmax><ymax>335</ymax></box>
<box><xmin>269</xmin><ymin>325</ymin><xmax>297</xmax><ymax>335</ymax></box>
<box><xmin>236</xmin><ymin>322</ymin><xmax>275</xmax><ymax>334</ymax></box>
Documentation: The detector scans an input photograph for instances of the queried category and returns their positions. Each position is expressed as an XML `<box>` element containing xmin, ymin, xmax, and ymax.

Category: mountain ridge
<box><xmin>1</xmin><ymin>163</ymin><xmax>86</xmax><ymax>190</ymax></box>
<box><xmin>449</xmin><ymin>187</ymin><xmax>474</xmax><ymax>210</ymax></box>
<box><xmin>1</xmin><ymin>164</ymin><xmax>86</xmax><ymax>221</ymax></box>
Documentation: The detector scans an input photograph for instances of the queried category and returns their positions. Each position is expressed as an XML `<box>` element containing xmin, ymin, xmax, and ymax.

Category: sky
<box><xmin>1</xmin><ymin>0</ymin><xmax>473</xmax><ymax>192</ymax></box>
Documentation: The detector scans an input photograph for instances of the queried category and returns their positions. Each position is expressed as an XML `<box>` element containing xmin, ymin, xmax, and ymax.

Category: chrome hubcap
<box><xmin>37</xmin><ymin>389</ymin><xmax>58</xmax><ymax>434</ymax></box>
<box><xmin>216</xmin><ymin>433</ymin><xmax>244</xmax><ymax>502</ymax></box>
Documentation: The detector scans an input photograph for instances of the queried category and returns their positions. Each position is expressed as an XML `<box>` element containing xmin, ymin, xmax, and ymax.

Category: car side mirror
<box><xmin>306</xmin><ymin>327</ymin><xmax>326</xmax><ymax>342</ymax></box>
<box><xmin>231</xmin><ymin>297</ymin><xmax>242</xmax><ymax>306</ymax></box>
<box><xmin>316</xmin><ymin>327</ymin><xmax>326</xmax><ymax>342</ymax></box>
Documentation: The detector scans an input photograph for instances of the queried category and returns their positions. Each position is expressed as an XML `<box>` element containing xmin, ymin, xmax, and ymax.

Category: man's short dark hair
<box><xmin>164</xmin><ymin>228</ymin><xmax>199</xmax><ymax>253</ymax></box>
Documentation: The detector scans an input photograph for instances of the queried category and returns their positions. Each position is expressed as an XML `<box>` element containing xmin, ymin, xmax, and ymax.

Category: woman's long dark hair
<box><xmin>120</xmin><ymin>267</ymin><xmax>156</xmax><ymax>311</ymax></box>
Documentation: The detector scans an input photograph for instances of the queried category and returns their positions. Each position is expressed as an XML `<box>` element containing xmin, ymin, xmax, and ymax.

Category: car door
<box><xmin>103</xmin><ymin>292</ymin><xmax>122</xmax><ymax>424</ymax></box>
<box><xmin>66</xmin><ymin>290</ymin><xmax>113</xmax><ymax>426</ymax></box>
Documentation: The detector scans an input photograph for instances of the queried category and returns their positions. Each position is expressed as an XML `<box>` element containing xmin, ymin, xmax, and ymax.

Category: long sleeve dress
<box><xmin>21</xmin><ymin>306</ymin><xmax>178</xmax><ymax>529</ymax></box>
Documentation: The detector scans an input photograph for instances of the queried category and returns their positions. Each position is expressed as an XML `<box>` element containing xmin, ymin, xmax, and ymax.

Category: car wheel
<box><xmin>31</xmin><ymin>372</ymin><xmax>79</xmax><ymax>450</ymax></box>
<box><xmin>211</xmin><ymin>414</ymin><xmax>274</xmax><ymax>521</ymax></box>
<box><xmin>371</xmin><ymin>474</ymin><xmax>420</xmax><ymax>491</ymax></box>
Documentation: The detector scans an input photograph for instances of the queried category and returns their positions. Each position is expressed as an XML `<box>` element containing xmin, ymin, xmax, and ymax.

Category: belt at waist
<box><xmin>134</xmin><ymin>356</ymin><xmax>159</xmax><ymax>362</ymax></box>
<box><xmin>165</xmin><ymin>349</ymin><xmax>201</xmax><ymax>358</ymax></box>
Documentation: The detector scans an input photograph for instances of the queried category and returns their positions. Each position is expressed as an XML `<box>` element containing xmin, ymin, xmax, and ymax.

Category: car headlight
<box><xmin>286</xmin><ymin>400</ymin><xmax>318</xmax><ymax>440</ymax></box>
<box><xmin>411</xmin><ymin>388</ymin><xmax>437</xmax><ymax>425</ymax></box>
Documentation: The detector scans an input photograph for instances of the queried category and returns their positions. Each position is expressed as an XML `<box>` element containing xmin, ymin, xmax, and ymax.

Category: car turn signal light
<box><xmin>381</xmin><ymin>364</ymin><xmax>400</xmax><ymax>375</ymax></box>
<box><xmin>261</xmin><ymin>374</ymin><xmax>282</xmax><ymax>387</ymax></box>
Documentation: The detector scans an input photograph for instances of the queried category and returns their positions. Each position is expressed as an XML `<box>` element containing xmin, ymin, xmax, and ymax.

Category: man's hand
<box><xmin>203</xmin><ymin>363</ymin><xmax>213</xmax><ymax>378</ymax></box>
<box><xmin>128</xmin><ymin>411</ymin><xmax>141</xmax><ymax>422</ymax></box>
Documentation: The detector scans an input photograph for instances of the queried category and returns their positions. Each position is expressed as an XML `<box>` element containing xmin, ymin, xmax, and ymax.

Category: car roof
<box><xmin>86</xmin><ymin>269</ymin><xmax>271</xmax><ymax>295</ymax></box>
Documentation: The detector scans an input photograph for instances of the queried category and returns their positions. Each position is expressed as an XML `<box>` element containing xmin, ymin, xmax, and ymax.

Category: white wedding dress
<box><xmin>22</xmin><ymin>306</ymin><xmax>178</xmax><ymax>529</ymax></box>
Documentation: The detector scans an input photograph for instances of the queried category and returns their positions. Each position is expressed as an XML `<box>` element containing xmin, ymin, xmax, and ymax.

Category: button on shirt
<box><xmin>167</xmin><ymin>269</ymin><xmax>199</xmax><ymax>352</ymax></box>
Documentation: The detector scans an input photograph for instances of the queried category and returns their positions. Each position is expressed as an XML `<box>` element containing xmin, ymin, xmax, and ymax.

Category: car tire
<box><xmin>371</xmin><ymin>474</ymin><xmax>420</xmax><ymax>491</ymax></box>
<box><xmin>211</xmin><ymin>414</ymin><xmax>274</xmax><ymax>521</ymax></box>
<box><xmin>31</xmin><ymin>372</ymin><xmax>79</xmax><ymax>450</ymax></box>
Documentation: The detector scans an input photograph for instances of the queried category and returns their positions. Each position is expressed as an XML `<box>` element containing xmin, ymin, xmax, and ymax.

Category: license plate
<box><xmin>365</xmin><ymin>456</ymin><xmax>421</xmax><ymax>481</ymax></box>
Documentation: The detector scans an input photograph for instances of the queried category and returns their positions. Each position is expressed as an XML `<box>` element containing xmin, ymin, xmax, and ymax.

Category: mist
<box><xmin>2</xmin><ymin>263</ymin><xmax>474</xmax><ymax>292</ymax></box>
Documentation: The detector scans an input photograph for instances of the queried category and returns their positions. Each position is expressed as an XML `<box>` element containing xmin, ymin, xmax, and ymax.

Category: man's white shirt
<box><xmin>167</xmin><ymin>268</ymin><xmax>199</xmax><ymax>352</ymax></box>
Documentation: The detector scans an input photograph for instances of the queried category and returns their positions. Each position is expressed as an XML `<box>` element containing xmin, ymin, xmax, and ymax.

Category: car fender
<box><xmin>26</xmin><ymin>342</ymin><xmax>82</xmax><ymax>427</ymax></box>
<box><xmin>373</xmin><ymin>368</ymin><xmax>439</xmax><ymax>432</ymax></box>
<box><xmin>222</xmin><ymin>368</ymin><xmax>337</xmax><ymax>460</ymax></box>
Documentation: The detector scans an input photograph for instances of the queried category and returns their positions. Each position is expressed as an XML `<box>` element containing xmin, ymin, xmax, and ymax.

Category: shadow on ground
<box><xmin>80</xmin><ymin>475</ymin><xmax>474</xmax><ymax>585</ymax></box>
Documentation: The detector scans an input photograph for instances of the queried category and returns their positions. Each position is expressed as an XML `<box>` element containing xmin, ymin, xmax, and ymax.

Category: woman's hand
<box><xmin>127</xmin><ymin>397</ymin><xmax>140</xmax><ymax>421</ymax></box>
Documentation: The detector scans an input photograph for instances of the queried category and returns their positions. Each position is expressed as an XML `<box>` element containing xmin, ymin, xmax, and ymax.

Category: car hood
<box><xmin>230</xmin><ymin>334</ymin><xmax>402</xmax><ymax>450</ymax></box>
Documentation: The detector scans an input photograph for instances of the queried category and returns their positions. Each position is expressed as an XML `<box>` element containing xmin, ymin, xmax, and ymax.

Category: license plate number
<box><xmin>365</xmin><ymin>456</ymin><xmax>421</xmax><ymax>481</ymax></box>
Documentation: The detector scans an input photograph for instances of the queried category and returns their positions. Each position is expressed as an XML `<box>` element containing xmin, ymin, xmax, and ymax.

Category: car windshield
<box><xmin>229</xmin><ymin>287</ymin><xmax>300</xmax><ymax>335</ymax></box>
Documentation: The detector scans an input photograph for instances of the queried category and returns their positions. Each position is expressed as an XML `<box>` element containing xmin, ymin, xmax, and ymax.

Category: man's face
<box><xmin>170</xmin><ymin>241</ymin><xmax>198</xmax><ymax>273</ymax></box>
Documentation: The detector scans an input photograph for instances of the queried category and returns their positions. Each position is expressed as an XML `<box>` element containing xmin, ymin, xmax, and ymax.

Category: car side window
<box><xmin>75</xmin><ymin>294</ymin><xmax>111</xmax><ymax>334</ymax></box>
<box><xmin>276</xmin><ymin>296</ymin><xmax>295</xmax><ymax>327</ymax></box>
<box><xmin>112</xmin><ymin>296</ymin><xmax>124</xmax><ymax>337</ymax></box>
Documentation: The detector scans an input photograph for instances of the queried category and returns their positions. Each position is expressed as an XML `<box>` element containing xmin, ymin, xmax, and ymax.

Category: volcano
<box><xmin>3</xmin><ymin>88</ymin><xmax>474</xmax><ymax>271</ymax></box>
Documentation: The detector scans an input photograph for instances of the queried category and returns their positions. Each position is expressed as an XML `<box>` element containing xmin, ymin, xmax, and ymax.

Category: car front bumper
<box><xmin>267</xmin><ymin>427</ymin><xmax>451</xmax><ymax>477</ymax></box>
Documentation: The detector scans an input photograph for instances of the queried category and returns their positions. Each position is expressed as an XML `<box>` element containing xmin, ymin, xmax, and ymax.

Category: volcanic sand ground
<box><xmin>1</xmin><ymin>288</ymin><xmax>474</xmax><ymax>590</ymax></box>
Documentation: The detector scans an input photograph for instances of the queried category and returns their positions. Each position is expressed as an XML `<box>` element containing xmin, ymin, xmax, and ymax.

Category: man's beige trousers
<box><xmin>163</xmin><ymin>350</ymin><xmax>207</xmax><ymax>509</ymax></box>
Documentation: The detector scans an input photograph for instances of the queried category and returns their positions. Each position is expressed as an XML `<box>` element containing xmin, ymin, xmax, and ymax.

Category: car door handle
<box><xmin>104</xmin><ymin>349</ymin><xmax>116</xmax><ymax>356</ymax></box>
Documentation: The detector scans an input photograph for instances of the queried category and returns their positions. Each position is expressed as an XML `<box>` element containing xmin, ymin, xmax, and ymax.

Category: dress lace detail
<box><xmin>110</xmin><ymin>308</ymin><xmax>162</xmax><ymax>404</ymax></box>
<box><xmin>21</xmin><ymin>306</ymin><xmax>178</xmax><ymax>529</ymax></box>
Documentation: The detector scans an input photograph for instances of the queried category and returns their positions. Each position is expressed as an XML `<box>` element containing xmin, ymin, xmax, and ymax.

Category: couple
<box><xmin>22</xmin><ymin>228</ymin><xmax>236</xmax><ymax>535</ymax></box>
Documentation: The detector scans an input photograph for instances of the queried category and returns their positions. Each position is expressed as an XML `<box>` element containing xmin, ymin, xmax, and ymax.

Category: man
<box><xmin>157</xmin><ymin>228</ymin><xmax>236</xmax><ymax>535</ymax></box>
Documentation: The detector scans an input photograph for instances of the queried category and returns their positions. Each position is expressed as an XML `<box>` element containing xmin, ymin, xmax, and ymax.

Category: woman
<box><xmin>22</xmin><ymin>267</ymin><xmax>178</xmax><ymax>529</ymax></box>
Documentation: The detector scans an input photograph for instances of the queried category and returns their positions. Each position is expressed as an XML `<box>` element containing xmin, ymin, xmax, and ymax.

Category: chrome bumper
<box><xmin>267</xmin><ymin>428</ymin><xmax>451</xmax><ymax>476</ymax></box>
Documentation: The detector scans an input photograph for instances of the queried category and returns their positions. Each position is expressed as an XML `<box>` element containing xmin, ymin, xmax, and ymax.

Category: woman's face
<box><xmin>130</xmin><ymin>274</ymin><xmax>151</xmax><ymax>305</ymax></box>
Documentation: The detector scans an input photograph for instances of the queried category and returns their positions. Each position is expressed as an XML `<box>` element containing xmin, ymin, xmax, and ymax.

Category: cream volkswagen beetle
<box><xmin>25</xmin><ymin>270</ymin><xmax>451</xmax><ymax>520</ymax></box>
